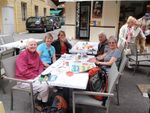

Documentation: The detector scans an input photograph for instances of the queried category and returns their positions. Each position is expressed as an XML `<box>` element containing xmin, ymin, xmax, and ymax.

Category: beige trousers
<box><xmin>137</xmin><ymin>38</ymin><xmax>146</xmax><ymax>53</ymax></box>
<box><xmin>17</xmin><ymin>80</ymin><xmax>50</xmax><ymax>102</ymax></box>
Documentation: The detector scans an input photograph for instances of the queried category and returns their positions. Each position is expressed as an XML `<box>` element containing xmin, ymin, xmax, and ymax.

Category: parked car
<box><xmin>46</xmin><ymin>16</ymin><xmax>61</xmax><ymax>29</ymax></box>
<box><xmin>26</xmin><ymin>16</ymin><xmax>54</xmax><ymax>33</ymax></box>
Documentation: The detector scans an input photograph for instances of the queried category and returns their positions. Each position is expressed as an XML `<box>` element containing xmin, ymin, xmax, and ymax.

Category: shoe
<box><xmin>35</xmin><ymin>99</ymin><xmax>42</xmax><ymax>105</ymax></box>
<box><xmin>35</xmin><ymin>99</ymin><xmax>43</xmax><ymax>112</ymax></box>
<box><xmin>127</xmin><ymin>62</ymin><xmax>133</xmax><ymax>69</ymax></box>
<box><xmin>35</xmin><ymin>104</ymin><xmax>43</xmax><ymax>112</ymax></box>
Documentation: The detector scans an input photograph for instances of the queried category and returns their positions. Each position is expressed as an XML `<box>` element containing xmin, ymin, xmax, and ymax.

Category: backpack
<box><xmin>41</xmin><ymin>95</ymin><xmax>67</xmax><ymax>113</ymax></box>
<box><xmin>88</xmin><ymin>67</ymin><xmax>108</xmax><ymax>104</ymax></box>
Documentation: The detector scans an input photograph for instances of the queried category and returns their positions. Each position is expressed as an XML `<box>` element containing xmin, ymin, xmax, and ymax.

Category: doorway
<box><xmin>76</xmin><ymin>2</ymin><xmax>91</xmax><ymax>40</ymax></box>
<box><xmin>2</xmin><ymin>6</ymin><xmax>15</xmax><ymax>35</ymax></box>
<box><xmin>119</xmin><ymin>1</ymin><xmax>149</xmax><ymax>29</ymax></box>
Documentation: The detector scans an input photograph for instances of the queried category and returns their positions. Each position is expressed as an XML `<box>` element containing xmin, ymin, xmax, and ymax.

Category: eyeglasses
<box><xmin>108</xmin><ymin>42</ymin><xmax>116</xmax><ymax>44</ymax></box>
<box><xmin>48</xmin><ymin>50</ymin><xmax>51</xmax><ymax>58</ymax></box>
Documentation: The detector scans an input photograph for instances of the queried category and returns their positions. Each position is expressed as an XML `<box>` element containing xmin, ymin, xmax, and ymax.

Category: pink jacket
<box><xmin>16</xmin><ymin>49</ymin><xmax>44</xmax><ymax>80</ymax></box>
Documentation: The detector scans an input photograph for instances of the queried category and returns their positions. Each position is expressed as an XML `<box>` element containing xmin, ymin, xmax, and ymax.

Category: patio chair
<box><xmin>0</xmin><ymin>101</ymin><xmax>5</xmax><ymax>113</ymax></box>
<box><xmin>116</xmin><ymin>52</ymin><xmax>128</xmax><ymax>105</ymax></box>
<box><xmin>72</xmin><ymin>63</ymin><xmax>119</xmax><ymax>113</ymax></box>
<box><xmin>1</xmin><ymin>55</ymin><xmax>35</xmax><ymax>113</ymax></box>
<box><xmin>1</xmin><ymin>35</ymin><xmax>14</xmax><ymax>44</ymax></box>
<box><xmin>127</xmin><ymin>42</ymin><xmax>150</xmax><ymax>74</ymax></box>
<box><xmin>0</xmin><ymin>48</ymin><xmax>15</xmax><ymax>94</ymax></box>
<box><xmin>0</xmin><ymin>37</ymin><xmax>5</xmax><ymax>45</ymax></box>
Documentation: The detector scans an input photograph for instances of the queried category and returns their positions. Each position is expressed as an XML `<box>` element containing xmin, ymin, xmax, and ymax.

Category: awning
<box><xmin>51</xmin><ymin>0</ymin><xmax>64</xmax><ymax>6</ymax></box>
<box><xmin>50</xmin><ymin>10</ymin><xmax>62</xmax><ymax>15</ymax></box>
<box><xmin>59</xmin><ymin>0</ymin><xmax>94</xmax><ymax>2</ymax></box>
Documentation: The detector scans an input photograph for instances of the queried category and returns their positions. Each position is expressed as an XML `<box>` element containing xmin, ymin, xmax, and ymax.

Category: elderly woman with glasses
<box><xmin>89</xmin><ymin>36</ymin><xmax>121</xmax><ymax>69</ymax></box>
<box><xmin>37</xmin><ymin>33</ymin><xmax>56</xmax><ymax>68</ymax></box>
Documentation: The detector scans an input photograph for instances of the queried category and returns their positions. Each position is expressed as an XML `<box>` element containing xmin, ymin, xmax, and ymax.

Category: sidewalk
<box><xmin>0</xmin><ymin>30</ymin><xmax>150</xmax><ymax>113</ymax></box>
<box><xmin>0</xmin><ymin>66</ymin><xmax>150</xmax><ymax>113</ymax></box>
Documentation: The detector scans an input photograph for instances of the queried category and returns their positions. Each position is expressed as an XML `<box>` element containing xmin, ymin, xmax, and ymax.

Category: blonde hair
<box><xmin>44</xmin><ymin>33</ymin><xmax>53</xmax><ymax>42</ymax></box>
<box><xmin>127</xmin><ymin>16</ymin><xmax>136</xmax><ymax>24</ymax></box>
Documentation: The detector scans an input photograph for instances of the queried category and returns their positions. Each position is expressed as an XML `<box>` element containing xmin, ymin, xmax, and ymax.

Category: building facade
<box><xmin>0</xmin><ymin>0</ymin><xmax>50</xmax><ymax>34</ymax></box>
<box><xmin>62</xmin><ymin>1</ymin><xmax>149</xmax><ymax>42</ymax></box>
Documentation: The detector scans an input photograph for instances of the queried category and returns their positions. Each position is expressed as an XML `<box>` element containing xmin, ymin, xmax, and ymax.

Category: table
<box><xmin>40</xmin><ymin>54</ymin><xmax>96</xmax><ymax>89</ymax></box>
<box><xmin>69</xmin><ymin>41</ymin><xmax>98</xmax><ymax>55</ymax></box>
<box><xmin>0</xmin><ymin>39</ymin><xmax>42</xmax><ymax>50</ymax></box>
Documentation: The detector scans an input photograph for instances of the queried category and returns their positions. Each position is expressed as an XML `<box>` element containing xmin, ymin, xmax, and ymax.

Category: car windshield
<box><xmin>27</xmin><ymin>17</ymin><xmax>41</xmax><ymax>23</ymax></box>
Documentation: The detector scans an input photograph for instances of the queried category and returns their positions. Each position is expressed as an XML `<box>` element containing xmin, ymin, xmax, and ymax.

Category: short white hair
<box><xmin>26</xmin><ymin>38</ymin><xmax>37</xmax><ymax>47</ymax></box>
<box><xmin>98</xmin><ymin>32</ymin><xmax>107</xmax><ymax>39</ymax></box>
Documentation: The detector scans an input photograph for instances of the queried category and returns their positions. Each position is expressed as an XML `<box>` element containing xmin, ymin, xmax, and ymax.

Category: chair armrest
<box><xmin>137</xmin><ymin>53</ymin><xmax>150</xmax><ymax>56</ymax></box>
<box><xmin>2</xmin><ymin>75</ymin><xmax>33</xmax><ymax>84</ymax></box>
<box><xmin>73</xmin><ymin>90</ymin><xmax>114</xmax><ymax>97</ymax></box>
<box><xmin>127</xmin><ymin>53</ymin><xmax>150</xmax><ymax>57</ymax></box>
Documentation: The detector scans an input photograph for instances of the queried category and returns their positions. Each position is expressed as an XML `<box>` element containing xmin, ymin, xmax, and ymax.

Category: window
<box><xmin>35</xmin><ymin>6</ymin><xmax>38</xmax><ymax>16</ymax></box>
<box><xmin>44</xmin><ymin>8</ymin><xmax>46</xmax><ymax>16</ymax></box>
<box><xmin>21</xmin><ymin>2</ymin><xmax>27</xmax><ymax>21</ymax></box>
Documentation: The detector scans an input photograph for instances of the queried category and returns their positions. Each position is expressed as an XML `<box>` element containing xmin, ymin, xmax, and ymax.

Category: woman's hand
<box><xmin>43</xmin><ymin>63</ymin><xmax>50</xmax><ymax>69</ymax></box>
<box><xmin>95</xmin><ymin>60</ymin><xmax>100</xmax><ymax>65</ymax></box>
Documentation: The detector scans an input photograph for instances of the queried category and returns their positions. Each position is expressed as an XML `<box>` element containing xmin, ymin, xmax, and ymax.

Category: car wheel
<box><xmin>28</xmin><ymin>30</ymin><xmax>32</xmax><ymax>33</ymax></box>
<box><xmin>52</xmin><ymin>26</ymin><xmax>55</xmax><ymax>31</ymax></box>
<box><xmin>43</xmin><ymin>28</ymin><xmax>47</xmax><ymax>33</ymax></box>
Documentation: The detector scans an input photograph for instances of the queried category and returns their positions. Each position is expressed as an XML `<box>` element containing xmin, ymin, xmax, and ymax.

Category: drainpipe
<box><xmin>14</xmin><ymin>0</ymin><xmax>18</xmax><ymax>33</ymax></box>
<box><xmin>31</xmin><ymin>0</ymin><xmax>33</xmax><ymax>16</ymax></box>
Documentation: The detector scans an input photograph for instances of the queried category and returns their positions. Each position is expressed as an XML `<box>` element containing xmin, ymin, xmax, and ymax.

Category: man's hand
<box><xmin>88</xmin><ymin>57</ymin><xmax>96</xmax><ymax>62</ymax></box>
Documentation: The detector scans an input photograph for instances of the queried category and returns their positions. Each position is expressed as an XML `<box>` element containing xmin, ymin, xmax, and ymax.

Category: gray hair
<box><xmin>98</xmin><ymin>32</ymin><xmax>107</xmax><ymax>39</ymax></box>
<box><xmin>26</xmin><ymin>38</ymin><xmax>37</xmax><ymax>47</ymax></box>
<box><xmin>108</xmin><ymin>35</ymin><xmax>117</xmax><ymax>43</ymax></box>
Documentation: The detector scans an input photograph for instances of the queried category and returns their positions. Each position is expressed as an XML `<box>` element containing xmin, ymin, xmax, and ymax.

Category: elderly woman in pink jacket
<box><xmin>15</xmin><ymin>38</ymin><xmax>51</xmax><ymax>110</ymax></box>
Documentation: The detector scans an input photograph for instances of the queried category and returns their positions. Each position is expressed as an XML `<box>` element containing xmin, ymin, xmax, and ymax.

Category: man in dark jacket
<box><xmin>96</xmin><ymin>32</ymin><xmax>109</xmax><ymax>56</ymax></box>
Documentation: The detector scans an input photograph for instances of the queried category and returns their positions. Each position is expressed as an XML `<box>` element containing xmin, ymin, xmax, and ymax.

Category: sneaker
<box><xmin>35</xmin><ymin>104</ymin><xmax>43</xmax><ymax>112</ymax></box>
<box><xmin>127</xmin><ymin>61</ymin><xmax>133</xmax><ymax>69</ymax></box>
<box><xmin>35</xmin><ymin>99</ymin><xmax>43</xmax><ymax>111</ymax></box>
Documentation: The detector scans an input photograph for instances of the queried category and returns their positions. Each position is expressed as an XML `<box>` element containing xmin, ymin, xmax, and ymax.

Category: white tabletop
<box><xmin>0</xmin><ymin>39</ymin><xmax>42</xmax><ymax>49</ymax></box>
<box><xmin>40</xmin><ymin>54</ymin><xmax>96</xmax><ymax>89</ymax></box>
<box><xmin>69</xmin><ymin>41</ymin><xmax>98</xmax><ymax>55</ymax></box>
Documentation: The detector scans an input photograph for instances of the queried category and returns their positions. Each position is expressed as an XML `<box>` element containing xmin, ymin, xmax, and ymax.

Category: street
<box><xmin>13</xmin><ymin>28</ymin><xmax>64</xmax><ymax>41</ymax></box>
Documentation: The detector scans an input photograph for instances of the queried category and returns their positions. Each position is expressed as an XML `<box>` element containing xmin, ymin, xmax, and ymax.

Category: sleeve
<box><xmin>140</xmin><ymin>29</ymin><xmax>146</xmax><ymax>39</ymax></box>
<box><xmin>65</xmin><ymin>40</ymin><xmax>72</xmax><ymax>49</ymax></box>
<box><xmin>37</xmin><ymin>43</ymin><xmax>43</xmax><ymax>52</ymax></box>
<box><xmin>113</xmin><ymin>49</ymin><xmax>121</xmax><ymax>59</ymax></box>
<box><xmin>38</xmin><ymin>58</ymin><xmax>44</xmax><ymax>74</ymax></box>
<box><xmin>16</xmin><ymin>53</ymin><xmax>38</xmax><ymax>79</ymax></box>
<box><xmin>104</xmin><ymin>44</ymin><xmax>109</xmax><ymax>53</ymax></box>
<box><xmin>52</xmin><ymin>46</ymin><xmax>56</xmax><ymax>56</ymax></box>
<box><xmin>118</xmin><ymin>26</ymin><xmax>126</xmax><ymax>48</ymax></box>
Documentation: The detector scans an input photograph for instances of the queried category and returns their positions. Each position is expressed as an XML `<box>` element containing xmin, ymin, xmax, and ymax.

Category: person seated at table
<box><xmin>96</xmin><ymin>32</ymin><xmax>109</xmax><ymax>56</ymax></box>
<box><xmin>88</xmin><ymin>36</ymin><xmax>121</xmax><ymax>70</ymax></box>
<box><xmin>37</xmin><ymin>33</ymin><xmax>56</xmax><ymax>68</ymax></box>
<box><xmin>15</xmin><ymin>38</ymin><xmax>51</xmax><ymax>110</ymax></box>
<box><xmin>52</xmin><ymin>30</ymin><xmax>72</xmax><ymax>59</ymax></box>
